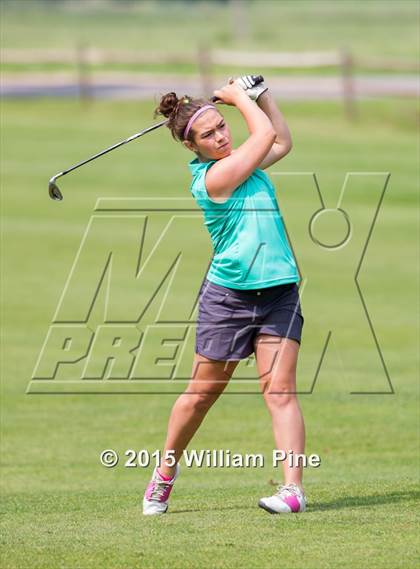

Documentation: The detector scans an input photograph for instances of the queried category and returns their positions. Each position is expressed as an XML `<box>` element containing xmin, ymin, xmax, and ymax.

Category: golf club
<box><xmin>48</xmin><ymin>75</ymin><xmax>264</xmax><ymax>201</ymax></box>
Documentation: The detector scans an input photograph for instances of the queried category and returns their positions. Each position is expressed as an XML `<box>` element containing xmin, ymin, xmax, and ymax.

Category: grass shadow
<box><xmin>308</xmin><ymin>489</ymin><xmax>420</xmax><ymax>512</ymax></box>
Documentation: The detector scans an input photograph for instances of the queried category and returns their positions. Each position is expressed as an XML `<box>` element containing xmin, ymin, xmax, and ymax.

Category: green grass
<box><xmin>1</xmin><ymin>0</ymin><xmax>419</xmax><ymax>69</ymax></box>
<box><xmin>1</xmin><ymin>97</ymin><xmax>419</xmax><ymax>568</ymax></box>
<box><xmin>2</xmin><ymin>0</ymin><xmax>417</xmax><ymax>82</ymax></box>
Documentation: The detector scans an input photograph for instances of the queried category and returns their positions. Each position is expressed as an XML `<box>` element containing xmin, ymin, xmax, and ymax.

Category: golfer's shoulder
<box><xmin>189</xmin><ymin>159</ymin><xmax>218</xmax><ymax>201</ymax></box>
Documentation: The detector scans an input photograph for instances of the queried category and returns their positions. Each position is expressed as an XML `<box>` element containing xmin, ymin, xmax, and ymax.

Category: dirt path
<box><xmin>1</xmin><ymin>72</ymin><xmax>418</xmax><ymax>99</ymax></box>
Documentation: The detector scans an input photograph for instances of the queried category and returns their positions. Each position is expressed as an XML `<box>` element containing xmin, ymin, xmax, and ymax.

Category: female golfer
<box><xmin>143</xmin><ymin>76</ymin><xmax>306</xmax><ymax>515</ymax></box>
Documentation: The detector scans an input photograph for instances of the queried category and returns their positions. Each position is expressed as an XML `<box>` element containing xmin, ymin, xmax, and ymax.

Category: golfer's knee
<box><xmin>261</xmin><ymin>377</ymin><xmax>297</xmax><ymax>409</ymax></box>
<box><xmin>264</xmin><ymin>391</ymin><xmax>296</xmax><ymax>410</ymax></box>
<box><xmin>183</xmin><ymin>391</ymin><xmax>220</xmax><ymax>413</ymax></box>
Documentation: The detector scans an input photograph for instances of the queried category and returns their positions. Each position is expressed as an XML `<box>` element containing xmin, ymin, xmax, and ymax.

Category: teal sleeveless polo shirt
<box><xmin>188</xmin><ymin>157</ymin><xmax>299</xmax><ymax>290</ymax></box>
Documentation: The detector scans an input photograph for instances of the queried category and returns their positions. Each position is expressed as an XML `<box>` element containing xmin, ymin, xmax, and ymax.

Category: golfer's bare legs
<box><xmin>254</xmin><ymin>335</ymin><xmax>305</xmax><ymax>490</ymax></box>
<box><xmin>158</xmin><ymin>354</ymin><xmax>239</xmax><ymax>478</ymax></box>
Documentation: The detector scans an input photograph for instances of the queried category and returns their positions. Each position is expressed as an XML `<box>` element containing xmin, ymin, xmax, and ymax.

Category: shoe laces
<box><xmin>149</xmin><ymin>472</ymin><xmax>174</xmax><ymax>501</ymax></box>
<box><xmin>150</xmin><ymin>480</ymin><xmax>170</xmax><ymax>501</ymax></box>
<box><xmin>276</xmin><ymin>483</ymin><xmax>302</xmax><ymax>498</ymax></box>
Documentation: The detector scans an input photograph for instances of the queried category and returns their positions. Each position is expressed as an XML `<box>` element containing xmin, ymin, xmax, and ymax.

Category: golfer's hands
<box><xmin>212</xmin><ymin>81</ymin><xmax>250</xmax><ymax>106</ymax></box>
<box><xmin>234</xmin><ymin>75</ymin><xmax>268</xmax><ymax>101</ymax></box>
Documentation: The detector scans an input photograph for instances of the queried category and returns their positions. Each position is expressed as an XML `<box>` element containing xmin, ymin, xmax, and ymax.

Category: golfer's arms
<box><xmin>206</xmin><ymin>94</ymin><xmax>276</xmax><ymax>199</ymax></box>
<box><xmin>256</xmin><ymin>91</ymin><xmax>293</xmax><ymax>170</ymax></box>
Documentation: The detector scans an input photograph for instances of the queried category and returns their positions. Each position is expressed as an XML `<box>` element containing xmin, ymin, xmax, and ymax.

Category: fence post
<box><xmin>77</xmin><ymin>43</ymin><xmax>91</xmax><ymax>104</ymax></box>
<box><xmin>230</xmin><ymin>0</ymin><xmax>249</xmax><ymax>43</ymax></box>
<box><xmin>198</xmin><ymin>45</ymin><xmax>213</xmax><ymax>98</ymax></box>
<box><xmin>340</xmin><ymin>48</ymin><xmax>356</xmax><ymax>121</ymax></box>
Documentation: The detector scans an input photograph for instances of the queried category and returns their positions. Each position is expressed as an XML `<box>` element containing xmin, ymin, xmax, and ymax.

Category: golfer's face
<box><xmin>192</xmin><ymin>109</ymin><xmax>232</xmax><ymax>159</ymax></box>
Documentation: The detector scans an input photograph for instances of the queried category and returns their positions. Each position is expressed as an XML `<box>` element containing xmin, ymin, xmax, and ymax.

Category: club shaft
<box><xmin>56</xmin><ymin>119</ymin><xmax>168</xmax><ymax>180</ymax></box>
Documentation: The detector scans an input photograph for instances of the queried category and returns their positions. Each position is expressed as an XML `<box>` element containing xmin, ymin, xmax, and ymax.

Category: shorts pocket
<box><xmin>198</xmin><ymin>289</ymin><xmax>234</xmax><ymax>323</ymax></box>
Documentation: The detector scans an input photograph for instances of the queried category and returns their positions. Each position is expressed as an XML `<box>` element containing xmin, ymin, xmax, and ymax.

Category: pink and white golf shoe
<box><xmin>143</xmin><ymin>464</ymin><xmax>180</xmax><ymax>516</ymax></box>
<box><xmin>258</xmin><ymin>482</ymin><xmax>306</xmax><ymax>514</ymax></box>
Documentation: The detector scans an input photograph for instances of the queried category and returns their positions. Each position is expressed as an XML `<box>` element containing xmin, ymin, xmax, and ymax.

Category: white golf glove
<box><xmin>233</xmin><ymin>75</ymin><xmax>268</xmax><ymax>101</ymax></box>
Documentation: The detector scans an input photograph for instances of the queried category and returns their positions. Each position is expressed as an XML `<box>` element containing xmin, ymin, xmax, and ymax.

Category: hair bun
<box><xmin>154</xmin><ymin>92</ymin><xmax>179</xmax><ymax>118</ymax></box>
<box><xmin>153</xmin><ymin>93</ymin><xmax>208</xmax><ymax>141</ymax></box>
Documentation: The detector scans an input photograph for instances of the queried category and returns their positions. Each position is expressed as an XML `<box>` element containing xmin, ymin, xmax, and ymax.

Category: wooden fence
<box><xmin>2</xmin><ymin>47</ymin><xmax>418</xmax><ymax>119</ymax></box>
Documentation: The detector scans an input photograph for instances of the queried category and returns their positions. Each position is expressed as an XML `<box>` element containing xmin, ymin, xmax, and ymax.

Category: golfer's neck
<box><xmin>196</xmin><ymin>152</ymin><xmax>212</xmax><ymax>164</ymax></box>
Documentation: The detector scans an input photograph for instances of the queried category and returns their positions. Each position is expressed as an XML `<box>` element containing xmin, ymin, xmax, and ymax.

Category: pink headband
<box><xmin>183</xmin><ymin>104</ymin><xmax>216</xmax><ymax>140</ymax></box>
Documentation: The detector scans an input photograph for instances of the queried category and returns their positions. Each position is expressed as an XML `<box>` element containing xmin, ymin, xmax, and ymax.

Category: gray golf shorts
<box><xmin>196</xmin><ymin>278</ymin><xmax>304</xmax><ymax>361</ymax></box>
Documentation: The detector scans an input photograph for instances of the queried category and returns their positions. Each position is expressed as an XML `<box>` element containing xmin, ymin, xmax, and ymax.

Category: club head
<box><xmin>48</xmin><ymin>179</ymin><xmax>63</xmax><ymax>201</ymax></box>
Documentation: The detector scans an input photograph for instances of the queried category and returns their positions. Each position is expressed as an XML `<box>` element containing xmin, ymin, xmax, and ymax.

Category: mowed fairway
<box><xmin>1</xmin><ymin>97</ymin><xmax>419</xmax><ymax>569</ymax></box>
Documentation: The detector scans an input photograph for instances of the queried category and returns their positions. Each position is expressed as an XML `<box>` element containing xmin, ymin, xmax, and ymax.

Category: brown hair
<box><xmin>154</xmin><ymin>92</ymin><xmax>216</xmax><ymax>142</ymax></box>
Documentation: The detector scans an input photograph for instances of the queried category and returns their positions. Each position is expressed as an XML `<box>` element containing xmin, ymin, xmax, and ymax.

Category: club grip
<box><xmin>210</xmin><ymin>75</ymin><xmax>264</xmax><ymax>102</ymax></box>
